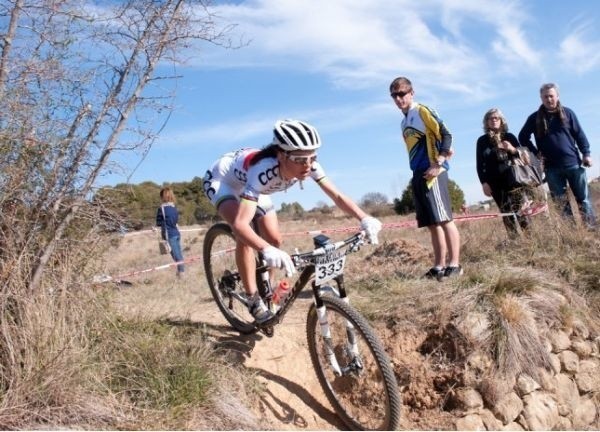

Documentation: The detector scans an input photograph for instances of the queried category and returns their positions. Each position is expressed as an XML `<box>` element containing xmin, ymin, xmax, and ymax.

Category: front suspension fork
<box><xmin>314</xmin><ymin>276</ymin><xmax>360</xmax><ymax>374</ymax></box>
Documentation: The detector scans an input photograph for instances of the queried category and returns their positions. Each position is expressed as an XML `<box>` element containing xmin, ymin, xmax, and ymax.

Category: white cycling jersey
<box><xmin>203</xmin><ymin>148</ymin><xmax>326</xmax><ymax>213</ymax></box>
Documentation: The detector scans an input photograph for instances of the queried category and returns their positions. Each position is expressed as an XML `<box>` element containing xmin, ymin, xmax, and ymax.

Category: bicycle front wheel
<box><xmin>306</xmin><ymin>294</ymin><xmax>401</xmax><ymax>430</ymax></box>
<box><xmin>203</xmin><ymin>223</ymin><xmax>257</xmax><ymax>334</ymax></box>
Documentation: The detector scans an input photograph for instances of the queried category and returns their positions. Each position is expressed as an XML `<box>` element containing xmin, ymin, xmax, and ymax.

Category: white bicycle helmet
<box><xmin>272</xmin><ymin>119</ymin><xmax>321</xmax><ymax>151</ymax></box>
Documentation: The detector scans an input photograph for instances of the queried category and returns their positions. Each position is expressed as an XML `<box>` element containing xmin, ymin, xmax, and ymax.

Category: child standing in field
<box><xmin>156</xmin><ymin>187</ymin><xmax>185</xmax><ymax>278</ymax></box>
<box><xmin>389</xmin><ymin>76</ymin><xmax>462</xmax><ymax>281</ymax></box>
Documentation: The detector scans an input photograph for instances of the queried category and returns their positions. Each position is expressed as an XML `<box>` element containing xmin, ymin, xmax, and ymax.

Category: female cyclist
<box><xmin>202</xmin><ymin>119</ymin><xmax>382</xmax><ymax>323</ymax></box>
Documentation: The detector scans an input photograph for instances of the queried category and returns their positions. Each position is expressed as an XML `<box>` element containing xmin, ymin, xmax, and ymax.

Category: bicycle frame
<box><xmin>256</xmin><ymin>232</ymin><xmax>364</xmax><ymax>376</ymax></box>
<box><xmin>257</xmin><ymin>231</ymin><xmax>363</xmax><ymax>326</ymax></box>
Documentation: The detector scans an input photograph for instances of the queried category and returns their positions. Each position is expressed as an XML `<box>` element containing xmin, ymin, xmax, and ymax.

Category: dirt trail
<box><xmin>192</xmin><ymin>291</ymin><xmax>345</xmax><ymax>430</ymax></box>
<box><xmin>114</xmin><ymin>272</ymin><xmax>344</xmax><ymax>429</ymax></box>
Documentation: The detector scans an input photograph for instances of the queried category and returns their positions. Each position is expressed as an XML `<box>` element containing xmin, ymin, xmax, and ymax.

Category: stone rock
<box><xmin>492</xmin><ymin>392</ymin><xmax>523</xmax><ymax>425</ymax></box>
<box><xmin>571</xmin><ymin>339</ymin><xmax>593</xmax><ymax>357</ymax></box>
<box><xmin>549</xmin><ymin>354</ymin><xmax>561</xmax><ymax>375</ymax></box>
<box><xmin>521</xmin><ymin>392</ymin><xmax>559</xmax><ymax>431</ymax></box>
<box><xmin>571</xmin><ymin>319</ymin><xmax>590</xmax><ymax>339</ymax></box>
<box><xmin>554</xmin><ymin>374</ymin><xmax>580</xmax><ymax>416</ymax></box>
<box><xmin>579</xmin><ymin>358</ymin><xmax>599</xmax><ymax>373</ymax></box>
<box><xmin>575</xmin><ymin>370</ymin><xmax>600</xmax><ymax>393</ymax></box>
<box><xmin>542</xmin><ymin>337</ymin><xmax>552</xmax><ymax>353</ymax></box>
<box><xmin>480</xmin><ymin>408</ymin><xmax>503</xmax><ymax>431</ymax></box>
<box><xmin>554</xmin><ymin>416</ymin><xmax>572</xmax><ymax>430</ymax></box>
<box><xmin>572</xmin><ymin>397</ymin><xmax>597</xmax><ymax>429</ymax></box>
<box><xmin>516</xmin><ymin>374</ymin><xmax>540</xmax><ymax>396</ymax></box>
<box><xmin>454</xmin><ymin>387</ymin><xmax>484</xmax><ymax>410</ymax></box>
<box><xmin>548</xmin><ymin>330</ymin><xmax>571</xmax><ymax>352</ymax></box>
<box><xmin>455</xmin><ymin>414</ymin><xmax>486</xmax><ymax>431</ymax></box>
<box><xmin>503</xmin><ymin>421</ymin><xmax>524</xmax><ymax>431</ymax></box>
<box><xmin>459</xmin><ymin>312</ymin><xmax>490</xmax><ymax>342</ymax></box>
<box><xmin>536</xmin><ymin>367</ymin><xmax>556</xmax><ymax>392</ymax></box>
<box><xmin>558</xmin><ymin>350</ymin><xmax>579</xmax><ymax>373</ymax></box>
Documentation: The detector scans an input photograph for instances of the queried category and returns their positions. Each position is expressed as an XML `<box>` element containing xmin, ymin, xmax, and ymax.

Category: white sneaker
<box><xmin>248</xmin><ymin>296</ymin><xmax>274</xmax><ymax>324</ymax></box>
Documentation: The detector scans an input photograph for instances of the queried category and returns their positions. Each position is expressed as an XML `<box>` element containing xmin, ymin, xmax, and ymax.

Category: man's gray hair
<box><xmin>540</xmin><ymin>82</ymin><xmax>559</xmax><ymax>94</ymax></box>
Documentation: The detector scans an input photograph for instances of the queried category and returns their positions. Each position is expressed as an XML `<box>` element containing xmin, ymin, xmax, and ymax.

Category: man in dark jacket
<box><xmin>518</xmin><ymin>83</ymin><xmax>596</xmax><ymax>228</ymax></box>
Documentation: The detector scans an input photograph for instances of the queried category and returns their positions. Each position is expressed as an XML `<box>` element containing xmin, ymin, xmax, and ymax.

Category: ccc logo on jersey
<box><xmin>202</xmin><ymin>170</ymin><xmax>215</xmax><ymax>200</ymax></box>
<box><xmin>234</xmin><ymin>168</ymin><xmax>247</xmax><ymax>183</ymax></box>
<box><xmin>258</xmin><ymin>166</ymin><xmax>279</xmax><ymax>185</ymax></box>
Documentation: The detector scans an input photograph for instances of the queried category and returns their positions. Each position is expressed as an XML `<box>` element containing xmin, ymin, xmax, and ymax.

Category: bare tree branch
<box><xmin>0</xmin><ymin>0</ymin><xmax>239</xmax><ymax>291</ymax></box>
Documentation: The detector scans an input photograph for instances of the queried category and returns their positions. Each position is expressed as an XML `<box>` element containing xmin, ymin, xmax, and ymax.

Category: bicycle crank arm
<box><xmin>225</xmin><ymin>291</ymin><xmax>249</xmax><ymax>306</ymax></box>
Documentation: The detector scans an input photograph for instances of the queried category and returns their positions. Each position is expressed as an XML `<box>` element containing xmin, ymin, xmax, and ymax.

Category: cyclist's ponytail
<box><xmin>249</xmin><ymin>144</ymin><xmax>279</xmax><ymax>166</ymax></box>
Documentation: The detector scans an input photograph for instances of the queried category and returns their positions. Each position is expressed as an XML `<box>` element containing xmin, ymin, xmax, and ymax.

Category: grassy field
<box><xmin>2</xmin><ymin>196</ymin><xmax>600</xmax><ymax>429</ymax></box>
<box><xmin>101</xmin><ymin>200</ymin><xmax>600</xmax><ymax>429</ymax></box>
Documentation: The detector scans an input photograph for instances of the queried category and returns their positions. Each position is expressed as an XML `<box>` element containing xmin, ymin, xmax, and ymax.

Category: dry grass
<box><xmin>2</xmin><ymin>200</ymin><xmax>600</xmax><ymax>429</ymax></box>
<box><xmin>0</xmin><ymin>224</ymin><xmax>265</xmax><ymax>430</ymax></box>
<box><xmin>347</xmin><ymin>205</ymin><xmax>599</xmax><ymax>381</ymax></box>
<box><xmin>84</xmin><ymin>315</ymin><xmax>262</xmax><ymax>430</ymax></box>
<box><xmin>0</xmin><ymin>260</ymin><xmax>126</xmax><ymax>429</ymax></box>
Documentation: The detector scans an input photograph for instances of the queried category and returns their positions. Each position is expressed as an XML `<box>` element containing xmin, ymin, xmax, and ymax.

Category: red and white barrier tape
<box><xmin>281</xmin><ymin>202</ymin><xmax>548</xmax><ymax>237</ymax></box>
<box><xmin>94</xmin><ymin>255</ymin><xmax>203</xmax><ymax>283</ymax></box>
<box><xmin>122</xmin><ymin>227</ymin><xmax>205</xmax><ymax>237</ymax></box>
<box><xmin>97</xmin><ymin>202</ymin><xmax>548</xmax><ymax>283</ymax></box>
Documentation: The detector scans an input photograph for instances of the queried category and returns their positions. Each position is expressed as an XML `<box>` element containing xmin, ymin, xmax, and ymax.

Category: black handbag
<box><xmin>505</xmin><ymin>149</ymin><xmax>544</xmax><ymax>188</ymax></box>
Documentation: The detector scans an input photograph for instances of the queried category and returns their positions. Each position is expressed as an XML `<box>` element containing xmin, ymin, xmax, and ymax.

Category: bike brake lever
<box><xmin>291</xmin><ymin>255</ymin><xmax>308</xmax><ymax>270</ymax></box>
<box><xmin>349</xmin><ymin>242</ymin><xmax>362</xmax><ymax>253</ymax></box>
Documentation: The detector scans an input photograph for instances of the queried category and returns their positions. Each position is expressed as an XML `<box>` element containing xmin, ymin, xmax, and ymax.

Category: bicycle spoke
<box><xmin>307</xmin><ymin>295</ymin><xmax>400</xmax><ymax>430</ymax></box>
<box><xmin>203</xmin><ymin>224</ymin><xmax>256</xmax><ymax>333</ymax></box>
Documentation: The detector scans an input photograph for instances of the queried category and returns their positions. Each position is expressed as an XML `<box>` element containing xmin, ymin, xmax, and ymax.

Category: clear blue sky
<box><xmin>109</xmin><ymin>0</ymin><xmax>600</xmax><ymax>211</ymax></box>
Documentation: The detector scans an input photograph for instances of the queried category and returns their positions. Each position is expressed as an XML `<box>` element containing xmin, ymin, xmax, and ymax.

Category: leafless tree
<box><xmin>0</xmin><ymin>2</ymin><xmax>239</xmax><ymax>422</ymax></box>
<box><xmin>0</xmin><ymin>0</ymin><xmax>236</xmax><ymax>291</ymax></box>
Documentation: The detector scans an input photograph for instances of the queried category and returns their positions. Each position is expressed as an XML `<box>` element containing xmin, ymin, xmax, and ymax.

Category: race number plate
<box><xmin>315</xmin><ymin>252</ymin><xmax>346</xmax><ymax>286</ymax></box>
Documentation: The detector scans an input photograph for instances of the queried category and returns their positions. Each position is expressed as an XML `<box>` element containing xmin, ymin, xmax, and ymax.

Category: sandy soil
<box><xmin>193</xmin><ymin>290</ymin><xmax>348</xmax><ymax>430</ymax></box>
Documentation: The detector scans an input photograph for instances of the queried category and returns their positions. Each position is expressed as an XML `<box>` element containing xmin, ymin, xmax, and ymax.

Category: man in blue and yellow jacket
<box><xmin>390</xmin><ymin>76</ymin><xmax>462</xmax><ymax>281</ymax></box>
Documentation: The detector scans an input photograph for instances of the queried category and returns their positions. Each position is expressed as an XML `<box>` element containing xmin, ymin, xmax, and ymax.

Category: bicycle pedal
<box><xmin>258</xmin><ymin>314</ymin><xmax>280</xmax><ymax>328</ymax></box>
<box><xmin>261</xmin><ymin>326</ymin><xmax>275</xmax><ymax>337</ymax></box>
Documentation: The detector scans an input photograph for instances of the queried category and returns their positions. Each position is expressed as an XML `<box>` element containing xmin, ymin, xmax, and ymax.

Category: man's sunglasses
<box><xmin>390</xmin><ymin>90</ymin><xmax>412</xmax><ymax>99</ymax></box>
<box><xmin>286</xmin><ymin>154</ymin><xmax>317</xmax><ymax>165</ymax></box>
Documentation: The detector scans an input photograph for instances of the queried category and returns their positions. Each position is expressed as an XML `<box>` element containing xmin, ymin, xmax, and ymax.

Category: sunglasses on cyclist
<box><xmin>286</xmin><ymin>153</ymin><xmax>317</xmax><ymax>165</ymax></box>
<box><xmin>390</xmin><ymin>89</ymin><xmax>412</xmax><ymax>99</ymax></box>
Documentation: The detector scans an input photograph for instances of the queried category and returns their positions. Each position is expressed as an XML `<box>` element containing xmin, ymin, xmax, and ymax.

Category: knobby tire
<box><xmin>203</xmin><ymin>223</ymin><xmax>257</xmax><ymax>334</ymax></box>
<box><xmin>306</xmin><ymin>294</ymin><xmax>401</xmax><ymax>430</ymax></box>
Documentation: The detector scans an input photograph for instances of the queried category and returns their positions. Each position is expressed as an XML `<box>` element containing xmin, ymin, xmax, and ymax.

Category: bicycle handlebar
<box><xmin>291</xmin><ymin>231</ymin><xmax>365</xmax><ymax>268</ymax></box>
<box><xmin>255</xmin><ymin>230</ymin><xmax>366</xmax><ymax>273</ymax></box>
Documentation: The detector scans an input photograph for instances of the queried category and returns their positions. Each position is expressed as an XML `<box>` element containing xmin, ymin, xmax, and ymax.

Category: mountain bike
<box><xmin>203</xmin><ymin>222</ymin><xmax>401</xmax><ymax>431</ymax></box>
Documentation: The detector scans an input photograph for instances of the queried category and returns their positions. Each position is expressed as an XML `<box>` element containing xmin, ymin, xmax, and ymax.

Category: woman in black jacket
<box><xmin>476</xmin><ymin>108</ymin><xmax>530</xmax><ymax>237</ymax></box>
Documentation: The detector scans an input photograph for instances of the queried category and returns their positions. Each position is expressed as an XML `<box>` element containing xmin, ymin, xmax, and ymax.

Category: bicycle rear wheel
<box><xmin>203</xmin><ymin>223</ymin><xmax>257</xmax><ymax>334</ymax></box>
<box><xmin>306</xmin><ymin>294</ymin><xmax>401</xmax><ymax>430</ymax></box>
